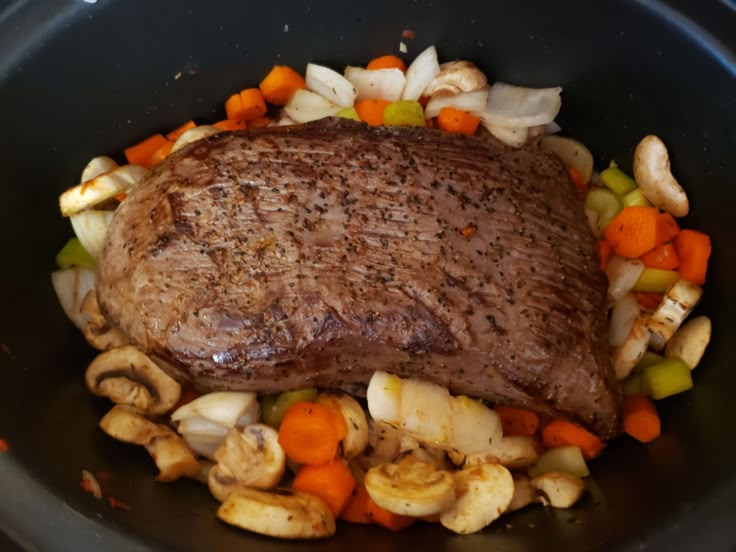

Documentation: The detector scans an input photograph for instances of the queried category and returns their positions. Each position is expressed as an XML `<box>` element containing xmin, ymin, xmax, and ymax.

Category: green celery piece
<box><xmin>335</xmin><ymin>107</ymin><xmax>360</xmax><ymax>121</ymax></box>
<box><xmin>56</xmin><ymin>237</ymin><xmax>95</xmax><ymax>269</ymax></box>
<box><xmin>633</xmin><ymin>350</ymin><xmax>665</xmax><ymax>373</ymax></box>
<box><xmin>632</xmin><ymin>268</ymin><xmax>678</xmax><ymax>293</ymax></box>
<box><xmin>261</xmin><ymin>388</ymin><xmax>318</xmax><ymax>428</ymax></box>
<box><xmin>622</xmin><ymin>372</ymin><xmax>645</xmax><ymax>397</ymax></box>
<box><xmin>584</xmin><ymin>188</ymin><xmax>623</xmax><ymax>237</ymax></box>
<box><xmin>601</xmin><ymin>167</ymin><xmax>638</xmax><ymax>196</ymax></box>
<box><xmin>383</xmin><ymin>100</ymin><xmax>425</xmax><ymax>127</ymax></box>
<box><xmin>527</xmin><ymin>445</ymin><xmax>589</xmax><ymax>478</ymax></box>
<box><xmin>643</xmin><ymin>358</ymin><xmax>693</xmax><ymax>400</ymax></box>
<box><xmin>622</xmin><ymin>188</ymin><xmax>652</xmax><ymax>207</ymax></box>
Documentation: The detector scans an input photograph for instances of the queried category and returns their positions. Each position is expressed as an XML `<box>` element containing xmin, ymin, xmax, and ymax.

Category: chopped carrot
<box><xmin>437</xmin><ymin>107</ymin><xmax>480</xmax><ymax>136</ymax></box>
<box><xmin>145</xmin><ymin>140</ymin><xmax>174</xmax><ymax>168</ymax></box>
<box><xmin>108</xmin><ymin>497</ymin><xmax>130</xmax><ymax>510</ymax></box>
<box><xmin>259</xmin><ymin>65</ymin><xmax>306</xmax><ymax>105</ymax></box>
<box><xmin>225</xmin><ymin>88</ymin><xmax>267</xmax><ymax>121</ymax></box>
<box><xmin>640</xmin><ymin>241</ymin><xmax>679</xmax><ymax>270</ymax></box>
<box><xmin>674</xmin><ymin>229</ymin><xmax>712</xmax><ymax>286</ymax></box>
<box><xmin>568</xmin><ymin>166</ymin><xmax>589</xmax><ymax>195</ymax></box>
<box><xmin>247</xmin><ymin>116</ymin><xmax>272</xmax><ymax>129</ymax></box>
<box><xmin>634</xmin><ymin>291</ymin><xmax>663</xmax><ymax>311</ymax></box>
<box><xmin>0</xmin><ymin>438</ymin><xmax>9</xmax><ymax>452</ymax></box>
<box><xmin>622</xmin><ymin>395</ymin><xmax>661</xmax><ymax>443</ymax></box>
<box><xmin>340</xmin><ymin>484</ymin><xmax>374</xmax><ymax>524</ymax></box>
<box><xmin>365</xmin><ymin>496</ymin><xmax>415</xmax><ymax>531</ymax></box>
<box><xmin>115</xmin><ymin>192</ymin><xmax>126</xmax><ymax>202</ymax></box>
<box><xmin>604</xmin><ymin>207</ymin><xmax>676</xmax><ymax>259</ymax></box>
<box><xmin>354</xmin><ymin>99</ymin><xmax>391</xmax><ymax>126</ymax></box>
<box><xmin>124</xmin><ymin>133</ymin><xmax>169</xmax><ymax>166</ymax></box>
<box><xmin>494</xmin><ymin>406</ymin><xmax>539</xmax><ymax>436</ymax></box>
<box><xmin>213</xmin><ymin>119</ymin><xmax>247</xmax><ymax>132</ymax></box>
<box><xmin>278</xmin><ymin>401</ymin><xmax>344</xmax><ymax>465</ymax></box>
<box><xmin>541</xmin><ymin>420</ymin><xmax>605</xmax><ymax>460</ymax></box>
<box><xmin>166</xmin><ymin>120</ymin><xmax>196</xmax><ymax>141</ymax></box>
<box><xmin>292</xmin><ymin>460</ymin><xmax>356</xmax><ymax>518</ymax></box>
<box><xmin>598</xmin><ymin>240</ymin><xmax>612</xmax><ymax>271</ymax></box>
<box><xmin>366</xmin><ymin>55</ymin><xmax>407</xmax><ymax>72</ymax></box>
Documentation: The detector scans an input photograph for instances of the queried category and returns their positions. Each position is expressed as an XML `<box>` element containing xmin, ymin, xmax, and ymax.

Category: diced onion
<box><xmin>51</xmin><ymin>268</ymin><xmax>96</xmax><ymax>330</ymax></box>
<box><xmin>424</xmin><ymin>87</ymin><xmax>490</xmax><ymax>119</ymax></box>
<box><xmin>172</xmin><ymin>391</ymin><xmax>260</xmax><ymax>428</ymax></box>
<box><xmin>171</xmin><ymin>125</ymin><xmax>220</xmax><ymax>153</ymax></box>
<box><xmin>305</xmin><ymin>63</ymin><xmax>357</xmax><ymax>107</ymax></box>
<box><xmin>284</xmin><ymin>89</ymin><xmax>341</xmax><ymax>123</ymax></box>
<box><xmin>70</xmin><ymin>210</ymin><xmax>114</xmax><ymax>258</ymax></box>
<box><xmin>606</xmin><ymin>255</ymin><xmax>645</xmax><ymax>302</ymax></box>
<box><xmin>177</xmin><ymin>416</ymin><xmax>229</xmax><ymax>459</ymax></box>
<box><xmin>402</xmin><ymin>45</ymin><xmax>440</xmax><ymax>100</ymax></box>
<box><xmin>344</xmin><ymin>67</ymin><xmax>406</xmax><ymax>102</ymax></box>
<box><xmin>540</xmin><ymin>135</ymin><xmax>594</xmax><ymax>184</ymax></box>
<box><xmin>81</xmin><ymin>156</ymin><xmax>118</xmax><ymax>184</ymax></box>
<box><xmin>482</xmin><ymin>123</ymin><xmax>529</xmax><ymax>147</ymax></box>
<box><xmin>609</xmin><ymin>293</ymin><xmax>641</xmax><ymax>348</ymax></box>
<box><xmin>479</xmin><ymin>82</ymin><xmax>562</xmax><ymax>128</ymax></box>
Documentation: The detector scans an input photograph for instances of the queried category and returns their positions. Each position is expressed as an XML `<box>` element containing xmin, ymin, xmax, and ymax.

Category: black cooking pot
<box><xmin>1</xmin><ymin>0</ymin><xmax>734</xmax><ymax>550</ymax></box>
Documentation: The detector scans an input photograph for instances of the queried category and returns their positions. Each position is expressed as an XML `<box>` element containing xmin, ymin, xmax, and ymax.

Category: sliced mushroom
<box><xmin>506</xmin><ymin>474</ymin><xmax>535</xmax><ymax>513</ymax></box>
<box><xmin>425</xmin><ymin>61</ymin><xmax>488</xmax><ymax>97</ymax></box>
<box><xmin>465</xmin><ymin>436</ymin><xmax>539</xmax><ymax>470</ymax></box>
<box><xmin>633</xmin><ymin>135</ymin><xmax>689</xmax><ymax>217</ymax></box>
<box><xmin>439</xmin><ymin>463</ymin><xmax>514</xmax><ymax>534</ymax></box>
<box><xmin>208</xmin><ymin>462</ymin><xmax>238</xmax><ymax>502</ymax></box>
<box><xmin>315</xmin><ymin>392</ymin><xmax>369</xmax><ymax>459</ymax></box>
<box><xmin>664</xmin><ymin>315</ymin><xmax>712</xmax><ymax>369</ymax></box>
<box><xmin>99</xmin><ymin>405</ymin><xmax>199</xmax><ymax>482</ymax></box>
<box><xmin>364</xmin><ymin>456</ymin><xmax>456</xmax><ymax>517</ymax></box>
<box><xmin>59</xmin><ymin>164</ymin><xmax>148</xmax><ymax>216</ymax></box>
<box><xmin>531</xmin><ymin>471</ymin><xmax>585</xmax><ymax>508</ymax></box>
<box><xmin>646</xmin><ymin>279</ymin><xmax>702</xmax><ymax>350</ymax></box>
<box><xmin>80</xmin><ymin>291</ymin><xmax>128</xmax><ymax>351</ymax></box>
<box><xmin>86</xmin><ymin>345</ymin><xmax>181</xmax><ymax>415</ymax></box>
<box><xmin>213</xmin><ymin>425</ymin><xmax>285</xmax><ymax>491</ymax></box>
<box><xmin>217</xmin><ymin>487</ymin><xmax>336</xmax><ymax>539</ymax></box>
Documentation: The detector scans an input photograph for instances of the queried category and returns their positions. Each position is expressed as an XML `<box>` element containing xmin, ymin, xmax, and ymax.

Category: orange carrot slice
<box><xmin>437</xmin><ymin>107</ymin><xmax>480</xmax><ymax>136</ymax></box>
<box><xmin>259</xmin><ymin>66</ymin><xmax>306</xmax><ymax>105</ymax></box>
<box><xmin>542</xmin><ymin>420</ymin><xmax>605</xmax><ymax>460</ymax></box>
<box><xmin>124</xmin><ymin>133</ymin><xmax>168</xmax><ymax>166</ymax></box>
<box><xmin>366</xmin><ymin>55</ymin><xmax>407</xmax><ymax>72</ymax></box>
<box><xmin>674</xmin><ymin>229</ymin><xmax>711</xmax><ymax>286</ymax></box>
<box><xmin>292</xmin><ymin>460</ymin><xmax>356</xmax><ymax>518</ymax></box>
<box><xmin>623</xmin><ymin>395</ymin><xmax>661</xmax><ymax>443</ymax></box>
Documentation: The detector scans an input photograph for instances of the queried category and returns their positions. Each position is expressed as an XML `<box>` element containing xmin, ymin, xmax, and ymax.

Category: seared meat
<box><xmin>97</xmin><ymin>118</ymin><xmax>621</xmax><ymax>438</ymax></box>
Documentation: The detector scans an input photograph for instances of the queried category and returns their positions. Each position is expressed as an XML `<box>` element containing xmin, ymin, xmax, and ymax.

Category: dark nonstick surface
<box><xmin>1</xmin><ymin>1</ymin><xmax>735</xmax><ymax>550</ymax></box>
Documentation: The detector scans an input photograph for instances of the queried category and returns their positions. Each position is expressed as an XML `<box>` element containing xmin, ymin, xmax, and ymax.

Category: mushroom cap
<box><xmin>213</xmin><ymin>425</ymin><xmax>286</xmax><ymax>490</ymax></box>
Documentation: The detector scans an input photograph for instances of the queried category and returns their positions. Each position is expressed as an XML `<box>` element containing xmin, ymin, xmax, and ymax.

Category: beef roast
<box><xmin>97</xmin><ymin>118</ymin><xmax>621</xmax><ymax>439</ymax></box>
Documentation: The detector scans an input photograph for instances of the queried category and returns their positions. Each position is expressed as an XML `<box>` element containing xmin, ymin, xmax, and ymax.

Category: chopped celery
<box><xmin>643</xmin><ymin>358</ymin><xmax>693</xmax><ymax>400</ymax></box>
<box><xmin>584</xmin><ymin>188</ymin><xmax>623</xmax><ymax>237</ymax></box>
<box><xmin>622</xmin><ymin>188</ymin><xmax>652</xmax><ymax>207</ymax></box>
<box><xmin>622</xmin><ymin>372</ymin><xmax>644</xmax><ymax>397</ymax></box>
<box><xmin>600</xmin><ymin>167</ymin><xmax>638</xmax><ymax>196</ymax></box>
<box><xmin>261</xmin><ymin>388</ymin><xmax>317</xmax><ymax>428</ymax></box>
<box><xmin>56</xmin><ymin>237</ymin><xmax>95</xmax><ymax>270</ymax></box>
<box><xmin>632</xmin><ymin>268</ymin><xmax>679</xmax><ymax>293</ymax></box>
<box><xmin>383</xmin><ymin>100</ymin><xmax>426</xmax><ymax>127</ymax></box>
<box><xmin>335</xmin><ymin>106</ymin><xmax>360</xmax><ymax>121</ymax></box>
<box><xmin>633</xmin><ymin>350</ymin><xmax>665</xmax><ymax>373</ymax></box>
<box><xmin>527</xmin><ymin>445</ymin><xmax>589</xmax><ymax>478</ymax></box>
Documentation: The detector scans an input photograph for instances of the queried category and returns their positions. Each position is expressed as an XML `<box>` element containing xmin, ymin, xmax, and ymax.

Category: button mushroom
<box><xmin>633</xmin><ymin>135</ymin><xmax>689</xmax><ymax>217</ymax></box>
<box><xmin>315</xmin><ymin>392</ymin><xmax>368</xmax><ymax>459</ymax></box>
<box><xmin>79</xmin><ymin>291</ymin><xmax>128</xmax><ymax>351</ymax></box>
<box><xmin>85</xmin><ymin>345</ymin><xmax>181</xmax><ymax>416</ymax></box>
<box><xmin>99</xmin><ymin>405</ymin><xmax>199</xmax><ymax>482</ymax></box>
<box><xmin>664</xmin><ymin>315</ymin><xmax>712</xmax><ymax>369</ymax></box>
<box><xmin>216</xmin><ymin>487</ymin><xmax>336</xmax><ymax>539</ymax></box>
<box><xmin>506</xmin><ymin>474</ymin><xmax>535</xmax><ymax>513</ymax></box>
<box><xmin>645</xmin><ymin>279</ymin><xmax>702</xmax><ymax>350</ymax></box>
<box><xmin>530</xmin><ymin>471</ymin><xmax>585</xmax><ymax>508</ymax></box>
<box><xmin>425</xmin><ymin>61</ymin><xmax>488</xmax><ymax>97</ymax></box>
<box><xmin>464</xmin><ymin>435</ymin><xmax>539</xmax><ymax>470</ymax></box>
<box><xmin>211</xmin><ymin>424</ymin><xmax>286</xmax><ymax>495</ymax></box>
<box><xmin>364</xmin><ymin>455</ymin><xmax>456</xmax><ymax>517</ymax></box>
<box><xmin>439</xmin><ymin>463</ymin><xmax>514</xmax><ymax>534</ymax></box>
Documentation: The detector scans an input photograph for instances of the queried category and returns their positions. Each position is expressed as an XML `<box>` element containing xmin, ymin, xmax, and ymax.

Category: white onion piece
<box><xmin>540</xmin><ymin>135</ymin><xmax>594</xmax><ymax>184</ymax></box>
<box><xmin>606</xmin><ymin>255</ymin><xmax>645</xmax><ymax>302</ymax></box>
<box><xmin>305</xmin><ymin>63</ymin><xmax>357</xmax><ymax>107</ymax></box>
<box><xmin>398</xmin><ymin>377</ymin><xmax>453</xmax><ymax>444</ymax></box>
<box><xmin>177</xmin><ymin>416</ymin><xmax>229</xmax><ymax>459</ymax></box>
<box><xmin>59</xmin><ymin>164</ymin><xmax>147</xmax><ymax>216</ymax></box>
<box><xmin>448</xmin><ymin>395</ymin><xmax>502</xmax><ymax>456</ymax></box>
<box><xmin>81</xmin><ymin>156</ymin><xmax>118</xmax><ymax>183</ymax></box>
<box><xmin>544</xmin><ymin>121</ymin><xmax>562</xmax><ymax>135</ymax></box>
<box><xmin>172</xmin><ymin>391</ymin><xmax>260</xmax><ymax>428</ymax></box>
<box><xmin>612</xmin><ymin>316</ymin><xmax>651</xmax><ymax>380</ymax></box>
<box><xmin>284</xmin><ymin>89</ymin><xmax>341</xmax><ymax>123</ymax></box>
<box><xmin>51</xmin><ymin>268</ymin><xmax>96</xmax><ymax>330</ymax></box>
<box><xmin>402</xmin><ymin>45</ymin><xmax>440</xmax><ymax>100</ymax></box>
<box><xmin>609</xmin><ymin>293</ymin><xmax>641</xmax><ymax>348</ymax></box>
<box><xmin>172</xmin><ymin>125</ymin><xmax>220</xmax><ymax>153</ymax></box>
<box><xmin>276</xmin><ymin>116</ymin><xmax>297</xmax><ymax>126</ymax></box>
<box><xmin>344</xmin><ymin>67</ymin><xmax>406</xmax><ymax>102</ymax></box>
<box><xmin>482</xmin><ymin>123</ymin><xmax>529</xmax><ymax>147</ymax></box>
<box><xmin>424</xmin><ymin>87</ymin><xmax>490</xmax><ymax>119</ymax></box>
<box><xmin>70</xmin><ymin>210</ymin><xmax>114</xmax><ymax>258</ymax></box>
<box><xmin>367</xmin><ymin>371</ymin><xmax>403</xmax><ymax>426</ymax></box>
<box><xmin>479</xmin><ymin>82</ymin><xmax>562</xmax><ymax>128</ymax></box>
